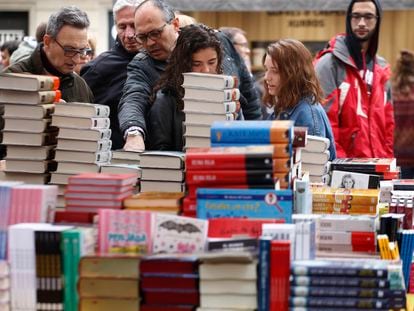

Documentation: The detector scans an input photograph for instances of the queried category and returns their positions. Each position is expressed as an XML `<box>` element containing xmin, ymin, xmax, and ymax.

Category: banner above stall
<box><xmin>166</xmin><ymin>0</ymin><xmax>414</xmax><ymax>12</ymax></box>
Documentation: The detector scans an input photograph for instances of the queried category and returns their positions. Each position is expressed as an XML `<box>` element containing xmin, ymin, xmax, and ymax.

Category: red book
<box><xmin>68</xmin><ymin>173</ymin><xmax>137</xmax><ymax>186</ymax></box>
<box><xmin>269</xmin><ymin>240</ymin><xmax>290</xmax><ymax>311</ymax></box>
<box><xmin>208</xmin><ymin>218</ymin><xmax>285</xmax><ymax>238</ymax></box>
<box><xmin>182</xmin><ymin>197</ymin><xmax>197</xmax><ymax>213</ymax></box>
<box><xmin>142</xmin><ymin>289</ymin><xmax>199</xmax><ymax>305</ymax></box>
<box><xmin>185</xmin><ymin>146</ymin><xmax>274</xmax><ymax>171</ymax></box>
<box><xmin>140</xmin><ymin>304</ymin><xmax>195</xmax><ymax>311</ymax></box>
<box><xmin>141</xmin><ymin>274</ymin><xmax>198</xmax><ymax>290</ymax></box>
<box><xmin>140</xmin><ymin>257</ymin><xmax>198</xmax><ymax>274</ymax></box>
<box><xmin>186</xmin><ymin>169</ymin><xmax>275</xmax><ymax>186</ymax></box>
<box><xmin>293</xmin><ymin>126</ymin><xmax>308</xmax><ymax>148</ymax></box>
<box><xmin>53</xmin><ymin>210</ymin><xmax>96</xmax><ymax>224</ymax></box>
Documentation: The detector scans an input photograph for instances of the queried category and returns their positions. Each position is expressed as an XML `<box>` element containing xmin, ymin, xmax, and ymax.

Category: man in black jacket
<box><xmin>81</xmin><ymin>0</ymin><xmax>142</xmax><ymax>150</ymax></box>
<box><xmin>119</xmin><ymin>0</ymin><xmax>262</xmax><ymax>151</ymax></box>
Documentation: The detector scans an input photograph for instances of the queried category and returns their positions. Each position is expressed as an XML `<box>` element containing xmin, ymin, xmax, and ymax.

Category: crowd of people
<box><xmin>0</xmin><ymin>0</ymin><xmax>413</xmax><ymax>177</ymax></box>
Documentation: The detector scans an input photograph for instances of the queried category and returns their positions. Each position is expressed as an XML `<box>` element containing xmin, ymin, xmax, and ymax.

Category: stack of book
<box><xmin>330</xmin><ymin>158</ymin><xmax>399</xmax><ymax>186</ymax></box>
<box><xmin>185</xmin><ymin>145</ymin><xmax>280</xmax><ymax>214</ymax></box>
<box><xmin>311</xmin><ymin>187</ymin><xmax>380</xmax><ymax>216</ymax></box>
<box><xmin>78</xmin><ymin>255</ymin><xmax>140</xmax><ymax>311</ymax></box>
<box><xmin>300</xmin><ymin>135</ymin><xmax>331</xmax><ymax>184</ymax></box>
<box><xmin>140</xmin><ymin>255</ymin><xmax>199</xmax><ymax>310</ymax></box>
<box><xmin>0</xmin><ymin>73</ymin><xmax>61</xmax><ymax>184</ymax></box>
<box><xmin>210</xmin><ymin>120</ymin><xmax>295</xmax><ymax>188</ymax></box>
<box><xmin>0</xmin><ymin>260</ymin><xmax>9</xmax><ymax>311</ymax></box>
<box><xmin>289</xmin><ymin>259</ymin><xmax>406</xmax><ymax>309</ymax></box>
<box><xmin>198</xmin><ymin>252</ymin><xmax>258</xmax><ymax>310</ymax></box>
<box><xmin>315</xmin><ymin>214</ymin><xmax>377</xmax><ymax>257</ymax></box>
<box><xmin>50</xmin><ymin>102</ymin><xmax>112</xmax><ymax>207</ymax></box>
<box><xmin>182</xmin><ymin>73</ymin><xmax>239</xmax><ymax>149</ymax></box>
<box><xmin>139</xmin><ymin>151</ymin><xmax>185</xmax><ymax>193</ymax></box>
<box><xmin>61</xmin><ymin>173</ymin><xmax>136</xmax><ymax>218</ymax></box>
<box><xmin>123</xmin><ymin>191</ymin><xmax>184</xmax><ymax>215</ymax></box>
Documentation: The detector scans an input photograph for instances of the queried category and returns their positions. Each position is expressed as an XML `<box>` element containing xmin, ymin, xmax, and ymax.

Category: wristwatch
<box><xmin>126</xmin><ymin>129</ymin><xmax>142</xmax><ymax>137</ymax></box>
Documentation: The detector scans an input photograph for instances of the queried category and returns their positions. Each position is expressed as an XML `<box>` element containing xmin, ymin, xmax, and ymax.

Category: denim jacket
<box><xmin>270</xmin><ymin>98</ymin><xmax>337</xmax><ymax>160</ymax></box>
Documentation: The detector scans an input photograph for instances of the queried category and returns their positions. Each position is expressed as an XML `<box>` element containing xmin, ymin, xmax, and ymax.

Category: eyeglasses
<box><xmin>350</xmin><ymin>13</ymin><xmax>378</xmax><ymax>24</ymax></box>
<box><xmin>55</xmin><ymin>39</ymin><xmax>93</xmax><ymax>58</ymax></box>
<box><xmin>134</xmin><ymin>22</ymin><xmax>170</xmax><ymax>44</ymax></box>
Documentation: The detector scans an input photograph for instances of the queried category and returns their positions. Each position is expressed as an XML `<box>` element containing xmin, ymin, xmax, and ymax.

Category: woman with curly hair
<box><xmin>392</xmin><ymin>49</ymin><xmax>414</xmax><ymax>178</ymax></box>
<box><xmin>263</xmin><ymin>38</ymin><xmax>336</xmax><ymax>160</ymax></box>
<box><xmin>147</xmin><ymin>23</ymin><xmax>223</xmax><ymax>151</ymax></box>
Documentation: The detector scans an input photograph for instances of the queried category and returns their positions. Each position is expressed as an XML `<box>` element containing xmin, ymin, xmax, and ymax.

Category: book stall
<box><xmin>0</xmin><ymin>72</ymin><xmax>413</xmax><ymax>310</ymax></box>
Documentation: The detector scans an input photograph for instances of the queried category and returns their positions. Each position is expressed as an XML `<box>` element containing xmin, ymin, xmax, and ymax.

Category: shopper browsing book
<box><xmin>147</xmin><ymin>24</ymin><xmax>227</xmax><ymax>151</ymax></box>
<box><xmin>262</xmin><ymin>39</ymin><xmax>336</xmax><ymax>160</ymax></box>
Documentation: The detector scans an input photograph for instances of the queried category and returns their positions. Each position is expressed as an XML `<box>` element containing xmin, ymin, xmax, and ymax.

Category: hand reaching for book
<box><xmin>124</xmin><ymin>135</ymin><xmax>145</xmax><ymax>152</ymax></box>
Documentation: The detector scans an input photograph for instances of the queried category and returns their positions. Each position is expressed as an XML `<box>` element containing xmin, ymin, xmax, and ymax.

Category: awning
<box><xmin>166</xmin><ymin>0</ymin><xmax>414</xmax><ymax>12</ymax></box>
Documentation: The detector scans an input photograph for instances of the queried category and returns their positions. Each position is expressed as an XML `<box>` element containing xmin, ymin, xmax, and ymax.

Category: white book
<box><xmin>184</xmin><ymin>135</ymin><xmax>211</xmax><ymax>148</ymax></box>
<box><xmin>55</xmin><ymin>150</ymin><xmax>112</xmax><ymax>164</ymax></box>
<box><xmin>303</xmin><ymin>135</ymin><xmax>330</xmax><ymax>153</ymax></box>
<box><xmin>54</xmin><ymin>102</ymin><xmax>110</xmax><ymax>118</ymax></box>
<box><xmin>184</xmin><ymin>99</ymin><xmax>238</xmax><ymax>114</ymax></box>
<box><xmin>199</xmin><ymin>262</ymin><xmax>257</xmax><ymax>280</ymax></box>
<box><xmin>58</xmin><ymin>127</ymin><xmax>111</xmax><ymax>141</ymax></box>
<box><xmin>184</xmin><ymin>123</ymin><xmax>211</xmax><ymax>137</ymax></box>
<box><xmin>182</xmin><ymin>73</ymin><xmax>238</xmax><ymax>90</ymax></box>
<box><xmin>317</xmin><ymin>215</ymin><xmax>376</xmax><ymax>232</ymax></box>
<box><xmin>200</xmin><ymin>294</ymin><xmax>257</xmax><ymax>309</ymax></box>
<box><xmin>184</xmin><ymin>87</ymin><xmax>240</xmax><ymax>102</ymax></box>
<box><xmin>51</xmin><ymin>115</ymin><xmax>110</xmax><ymax>129</ymax></box>
<box><xmin>200</xmin><ymin>279</ymin><xmax>257</xmax><ymax>295</ymax></box>
<box><xmin>301</xmin><ymin>149</ymin><xmax>330</xmax><ymax>165</ymax></box>
<box><xmin>184</xmin><ymin>111</ymin><xmax>235</xmax><ymax>125</ymax></box>
<box><xmin>57</xmin><ymin>138</ymin><xmax>112</xmax><ymax>153</ymax></box>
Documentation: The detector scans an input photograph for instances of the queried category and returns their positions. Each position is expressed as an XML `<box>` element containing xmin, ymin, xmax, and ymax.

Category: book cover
<box><xmin>98</xmin><ymin>209</ymin><xmax>153</xmax><ymax>255</ymax></box>
<box><xmin>4</xmin><ymin>159</ymin><xmax>56</xmax><ymax>174</ymax></box>
<box><xmin>182</xmin><ymin>72</ymin><xmax>238</xmax><ymax>90</ymax></box>
<box><xmin>141</xmin><ymin>274</ymin><xmax>198</xmax><ymax>290</ymax></box>
<box><xmin>142</xmin><ymin>289</ymin><xmax>199</xmax><ymax>306</ymax></box>
<box><xmin>199</xmin><ymin>261</ymin><xmax>257</xmax><ymax>280</ymax></box>
<box><xmin>199</xmin><ymin>293</ymin><xmax>257</xmax><ymax>309</ymax></box>
<box><xmin>54</xmin><ymin>102</ymin><xmax>109</xmax><ymax>118</ymax></box>
<box><xmin>0</xmin><ymin>73</ymin><xmax>59</xmax><ymax>91</ymax></box>
<box><xmin>6</xmin><ymin>145</ymin><xmax>55</xmax><ymax>161</ymax></box>
<box><xmin>186</xmin><ymin>169</ymin><xmax>276</xmax><ymax>186</ymax></box>
<box><xmin>55</xmin><ymin>150</ymin><xmax>112</xmax><ymax>164</ymax></box>
<box><xmin>207</xmin><ymin>218</ymin><xmax>285</xmax><ymax>238</ymax></box>
<box><xmin>152</xmin><ymin>213</ymin><xmax>208</xmax><ymax>254</ymax></box>
<box><xmin>79</xmin><ymin>298</ymin><xmax>138</xmax><ymax>311</ymax></box>
<box><xmin>206</xmin><ymin>237</ymin><xmax>258</xmax><ymax>253</ymax></box>
<box><xmin>68</xmin><ymin>173</ymin><xmax>138</xmax><ymax>187</ymax></box>
<box><xmin>211</xmin><ymin>120</ymin><xmax>294</xmax><ymax>144</ymax></box>
<box><xmin>140</xmin><ymin>180</ymin><xmax>185</xmax><ymax>193</ymax></box>
<box><xmin>2</xmin><ymin>130</ymin><xmax>58</xmax><ymax>146</ymax></box>
<box><xmin>258</xmin><ymin>238</ymin><xmax>271</xmax><ymax>311</ymax></box>
<box><xmin>187</xmin><ymin>183</ymin><xmax>276</xmax><ymax>199</ymax></box>
<box><xmin>291</xmin><ymin>275</ymin><xmax>390</xmax><ymax>288</ymax></box>
<box><xmin>196</xmin><ymin>188</ymin><xmax>293</xmax><ymax>222</ymax></box>
<box><xmin>330</xmin><ymin>170</ymin><xmax>381</xmax><ymax>189</ymax></box>
<box><xmin>183</xmin><ymin>135</ymin><xmax>211</xmax><ymax>148</ymax></box>
<box><xmin>331</xmin><ymin>158</ymin><xmax>397</xmax><ymax>173</ymax></box>
<box><xmin>123</xmin><ymin>192</ymin><xmax>184</xmax><ymax>209</ymax></box>
<box><xmin>185</xmin><ymin>145</ymin><xmax>274</xmax><ymax>171</ymax></box>
<box><xmin>301</xmin><ymin>149</ymin><xmax>330</xmax><ymax>165</ymax></box>
<box><xmin>183</xmin><ymin>122</ymin><xmax>211</xmax><ymax>138</ymax></box>
<box><xmin>141</xmin><ymin>168</ymin><xmax>185</xmax><ymax>182</ymax></box>
<box><xmin>269</xmin><ymin>240</ymin><xmax>290</xmax><ymax>311</ymax></box>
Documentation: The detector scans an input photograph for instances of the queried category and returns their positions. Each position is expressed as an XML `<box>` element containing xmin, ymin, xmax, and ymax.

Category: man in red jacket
<box><xmin>315</xmin><ymin>0</ymin><xmax>394</xmax><ymax>158</ymax></box>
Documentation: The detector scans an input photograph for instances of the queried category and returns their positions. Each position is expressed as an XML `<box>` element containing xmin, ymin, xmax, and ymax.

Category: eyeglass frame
<box><xmin>134</xmin><ymin>20</ymin><xmax>172</xmax><ymax>44</ymax></box>
<box><xmin>54</xmin><ymin>39</ymin><xmax>93</xmax><ymax>58</ymax></box>
<box><xmin>350</xmin><ymin>13</ymin><xmax>378</xmax><ymax>24</ymax></box>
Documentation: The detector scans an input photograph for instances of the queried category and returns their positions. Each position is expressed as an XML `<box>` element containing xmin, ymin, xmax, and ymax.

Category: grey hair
<box><xmin>219</xmin><ymin>27</ymin><xmax>246</xmax><ymax>43</ymax></box>
<box><xmin>136</xmin><ymin>0</ymin><xmax>175</xmax><ymax>22</ymax></box>
<box><xmin>113</xmin><ymin>0</ymin><xmax>141</xmax><ymax>23</ymax></box>
<box><xmin>46</xmin><ymin>6</ymin><xmax>90</xmax><ymax>39</ymax></box>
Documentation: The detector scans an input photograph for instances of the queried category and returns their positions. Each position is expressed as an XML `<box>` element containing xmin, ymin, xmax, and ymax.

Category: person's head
<box><xmin>262</xmin><ymin>39</ymin><xmax>323</xmax><ymax>112</ymax></box>
<box><xmin>341</xmin><ymin>174</ymin><xmax>355</xmax><ymax>189</ymax></box>
<box><xmin>36</xmin><ymin>22</ymin><xmax>48</xmax><ymax>43</ymax></box>
<box><xmin>154</xmin><ymin>23</ymin><xmax>223</xmax><ymax>109</ymax></box>
<box><xmin>219</xmin><ymin>27</ymin><xmax>251</xmax><ymax>70</ymax></box>
<box><xmin>345</xmin><ymin>0</ymin><xmax>382</xmax><ymax>68</ymax></box>
<box><xmin>134</xmin><ymin>0</ymin><xmax>179</xmax><ymax>61</ymax></box>
<box><xmin>74</xmin><ymin>37</ymin><xmax>97</xmax><ymax>75</ymax></box>
<box><xmin>176</xmin><ymin>12</ymin><xmax>196</xmax><ymax>27</ymax></box>
<box><xmin>1</xmin><ymin>40</ymin><xmax>20</xmax><ymax>67</ymax></box>
<box><xmin>113</xmin><ymin>0</ymin><xmax>142</xmax><ymax>53</ymax></box>
<box><xmin>392</xmin><ymin>49</ymin><xmax>414</xmax><ymax>98</ymax></box>
<box><xmin>43</xmin><ymin>6</ymin><xmax>91</xmax><ymax>75</ymax></box>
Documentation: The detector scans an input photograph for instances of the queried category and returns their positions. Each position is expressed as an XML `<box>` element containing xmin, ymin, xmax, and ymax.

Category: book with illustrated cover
<box><xmin>330</xmin><ymin>170</ymin><xmax>381</xmax><ymax>189</ymax></box>
<box><xmin>211</xmin><ymin>120</ymin><xmax>294</xmax><ymax>144</ymax></box>
<box><xmin>184</xmin><ymin>87</ymin><xmax>240</xmax><ymax>102</ymax></box>
<box><xmin>152</xmin><ymin>213</ymin><xmax>208</xmax><ymax>254</ymax></box>
<box><xmin>0</xmin><ymin>73</ymin><xmax>59</xmax><ymax>91</ymax></box>
<box><xmin>0</xmin><ymin>89</ymin><xmax>61</xmax><ymax>105</ymax></box>
<box><xmin>139</xmin><ymin>151</ymin><xmax>185</xmax><ymax>169</ymax></box>
<box><xmin>4</xmin><ymin>103</ymin><xmax>55</xmax><ymax>119</ymax></box>
<box><xmin>207</xmin><ymin>218</ymin><xmax>285</xmax><ymax>238</ymax></box>
<box><xmin>331</xmin><ymin>158</ymin><xmax>397</xmax><ymax>173</ymax></box>
<box><xmin>311</xmin><ymin>187</ymin><xmax>380</xmax><ymax>205</ymax></box>
<box><xmin>54</xmin><ymin>102</ymin><xmax>110</xmax><ymax>118</ymax></box>
<box><xmin>182</xmin><ymin>73</ymin><xmax>238</xmax><ymax>90</ymax></box>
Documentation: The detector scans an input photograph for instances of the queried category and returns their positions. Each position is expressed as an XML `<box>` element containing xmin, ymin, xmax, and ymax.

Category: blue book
<box><xmin>196</xmin><ymin>188</ymin><xmax>293</xmax><ymax>222</ymax></box>
<box><xmin>210</xmin><ymin>120</ymin><xmax>294</xmax><ymax>144</ymax></box>
<box><xmin>258</xmin><ymin>238</ymin><xmax>271</xmax><ymax>311</ymax></box>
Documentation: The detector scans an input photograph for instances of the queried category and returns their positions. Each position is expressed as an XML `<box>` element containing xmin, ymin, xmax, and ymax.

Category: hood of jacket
<box><xmin>345</xmin><ymin>0</ymin><xmax>382</xmax><ymax>70</ymax></box>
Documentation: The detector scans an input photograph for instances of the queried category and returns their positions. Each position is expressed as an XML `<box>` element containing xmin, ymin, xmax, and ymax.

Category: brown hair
<box><xmin>392</xmin><ymin>49</ymin><xmax>414</xmax><ymax>98</ymax></box>
<box><xmin>262</xmin><ymin>39</ymin><xmax>324</xmax><ymax>113</ymax></box>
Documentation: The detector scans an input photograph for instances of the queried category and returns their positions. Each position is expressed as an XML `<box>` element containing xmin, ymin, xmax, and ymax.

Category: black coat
<box><xmin>81</xmin><ymin>38</ymin><xmax>137</xmax><ymax>150</ymax></box>
<box><xmin>118</xmin><ymin>30</ymin><xmax>262</xmax><ymax>137</ymax></box>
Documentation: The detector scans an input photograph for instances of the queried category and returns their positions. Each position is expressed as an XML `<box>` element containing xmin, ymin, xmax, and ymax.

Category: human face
<box><xmin>233</xmin><ymin>33</ymin><xmax>250</xmax><ymax>61</ymax></box>
<box><xmin>350</xmin><ymin>1</ymin><xmax>378</xmax><ymax>42</ymax></box>
<box><xmin>134</xmin><ymin>4</ymin><xmax>179</xmax><ymax>61</ymax></box>
<box><xmin>343</xmin><ymin>177</ymin><xmax>354</xmax><ymax>189</ymax></box>
<box><xmin>0</xmin><ymin>49</ymin><xmax>11</xmax><ymax>67</ymax></box>
<box><xmin>263</xmin><ymin>54</ymin><xmax>280</xmax><ymax>96</ymax></box>
<box><xmin>116</xmin><ymin>5</ymin><xmax>141</xmax><ymax>53</ymax></box>
<box><xmin>43</xmin><ymin>25</ymin><xmax>89</xmax><ymax>74</ymax></box>
<box><xmin>191</xmin><ymin>48</ymin><xmax>218</xmax><ymax>73</ymax></box>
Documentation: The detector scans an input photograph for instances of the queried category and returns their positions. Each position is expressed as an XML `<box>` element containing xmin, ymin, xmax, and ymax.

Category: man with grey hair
<box><xmin>119</xmin><ymin>0</ymin><xmax>261</xmax><ymax>151</ymax></box>
<box><xmin>4</xmin><ymin>6</ymin><xmax>94</xmax><ymax>103</ymax></box>
<box><xmin>81</xmin><ymin>0</ymin><xmax>142</xmax><ymax>149</ymax></box>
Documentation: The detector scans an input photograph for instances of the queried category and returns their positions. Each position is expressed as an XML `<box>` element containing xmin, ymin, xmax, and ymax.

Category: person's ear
<box><xmin>43</xmin><ymin>34</ymin><xmax>52</xmax><ymax>49</ymax></box>
<box><xmin>171</xmin><ymin>17</ymin><xmax>180</xmax><ymax>32</ymax></box>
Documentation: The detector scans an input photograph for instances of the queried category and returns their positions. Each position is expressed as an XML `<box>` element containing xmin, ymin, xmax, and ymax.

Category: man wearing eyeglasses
<box><xmin>118</xmin><ymin>0</ymin><xmax>262</xmax><ymax>151</ymax></box>
<box><xmin>81</xmin><ymin>0</ymin><xmax>142</xmax><ymax>150</ymax></box>
<box><xmin>4</xmin><ymin>6</ymin><xmax>94</xmax><ymax>103</ymax></box>
<box><xmin>315</xmin><ymin>0</ymin><xmax>394</xmax><ymax>158</ymax></box>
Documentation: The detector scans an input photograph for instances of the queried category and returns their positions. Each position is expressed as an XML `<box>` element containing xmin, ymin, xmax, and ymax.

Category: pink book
<box><xmin>98</xmin><ymin>209</ymin><xmax>153</xmax><ymax>255</ymax></box>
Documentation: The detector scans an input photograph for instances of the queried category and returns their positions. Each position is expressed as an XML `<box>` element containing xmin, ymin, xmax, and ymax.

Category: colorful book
<box><xmin>331</xmin><ymin>158</ymin><xmax>397</xmax><ymax>173</ymax></box>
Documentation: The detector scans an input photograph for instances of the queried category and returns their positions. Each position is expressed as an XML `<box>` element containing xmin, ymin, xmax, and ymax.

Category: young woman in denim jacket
<box><xmin>263</xmin><ymin>39</ymin><xmax>336</xmax><ymax>160</ymax></box>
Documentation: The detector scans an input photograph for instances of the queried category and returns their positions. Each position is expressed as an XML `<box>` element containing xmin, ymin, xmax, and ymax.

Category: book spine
<box><xmin>207</xmin><ymin>238</ymin><xmax>258</xmax><ymax>252</ymax></box>
<box><xmin>223</xmin><ymin>88</ymin><xmax>240</xmax><ymax>101</ymax></box>
<box><xmin>269</xmin><ymin>240</ymin><xmax>290</xmax><ymax>311</ymax></box>
<box><xmin>186</xmin><ymin>169</ymin><xmax>275</xmax><ymax>186</ymax></box>
<box><xmin>258</xmin><ymin>238</ymin><xmax>270</xmax><ymax>311</ymax></box>
<box><xmin>289</xmin><ymin>296</ymin><xmax>403</xmax><ymax>309</ymax></box>
<box><xmin>224</xmin><ymin>75</ymin><xmax>238</xmax><ymax>88</ymax></box>
<box><xmin>294</xmin><ymin>179</ymin><xmax>311</xmax><ymax>214</ymax></box>
<box><xmin>39</xmin><ymin>90</ymin><xmax>61</xmax><ymax>104</ymax></box>
<box><xmin>290</xmin><ymin>286</ymin><xmax>405</xmax><ymax>298</ymax></box>
<box><xmin>291</xmin><ymin>266</ymin><xmax>388</xmax><ymax>278</ymax></box>
<box><xmin>91</xmin><ymin>118</ymin><xmax>110</xmax><ymax>129</ymax></box>
<box><xmin>293</xmin><ymin>127</ymin><xmax>307</xmax><ymax>147</ymax></box>
<box><xmin>291</xmin><ymin>275</ymin><xmax>390</xmax><ymax>288</ymax></box>
<box><xmin>95</xmin><ymin>105</ymin><xmax>110</xmax><ymax>117</ymax></box>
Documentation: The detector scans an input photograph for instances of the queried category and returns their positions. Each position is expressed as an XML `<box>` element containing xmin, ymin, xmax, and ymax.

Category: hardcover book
<box><xmin>54</xmin><ymin>102</ymin><xmax>109</xmax><ymax>118</ymax></box>
<box><xmin>183</xmin><ymin>123</ymin><xmax>211</xmax><ymax>137</ymax></box>
<box><xmin>3</xmin><ymin>117</ymin><xmax>52</xmax><ymax>133</ymax></box>
<box><xmin>330</xmin><ymin>170</ymin><xmax>381</xmax><ymax>189</ymax></box>
<box><xmin>152</xmin><ymin>213</ymin><xmax>208</xmax><ymax>254</ymax></box>
<box><xmin>184</xmin><ymin>87</ymin><xmax>240</xmax><ymax>102</ymax></box>
<box><xmin>2</xmin><ymin>130</ymin><xmax>58</xmax><ymax>146</ymax></box>
<box><xmin>5</xmin><ymin>145</ymin><xmax>55</xmax><ymax>161</ymax></box>
<box><xmin>4</xmin><ymin>103</ymin><xmax>55</xmax><ymax>119</ymax></box>
<box><xmin>57</xmin><ymin>138</ymin><xmax>112</xmax><ymax>153</ymax></box>
<box><xmin>182</xmin><ymin>72</ymin><xmax>238</xmax><ymax>90</ymax></box>
<box><xmin>79</xmin><ymin>255</ymin><xmax>140</xmax><ymax>278</ymax></box>
<box><xmin>139</xmin><ymin>151</ymin><xmax>185</xmax><ymax>169</ymax></box>
<box><xmin>186</xmin><ymin>169</ymin><xmax>275</xmax><ymax>186</ymax></box>
<box><xmin>57</xmin><ymin>127</ymin><xmax>111</xmax><ymax>141</ymax></box>
<box><xmin>51</xmin><ymin>115</ymin><xmax>110</xmax><ymax>130</ymax></box>
<box><xmin>184</xmin><ymin>100</ymin><xmax>238</xmax><ymax>114</ymax></box>
<box><xmin>303</xmin><ymin>135</ymin><xmax>330</xmax><ymax>153</ymax></box>
<box><xmin>0</xmin><ymin>73</ymin><xmax>59</xmax><ymax>91</ymax></box>
<box><xmin>331</xmin><ymin>158</ymin><xmax>397</xmax><ymax>173</ymax></box>
<box><xmin>123</xmin><ymin>192</ymin><xmax>184</xmax><ymax>209</ymax></box>
<box><xmin>0</xmin><ymin>89</ymin><xmax>61</xmax><ymax>105</ymax></box>
<box><xmin>184</xmin><ymin>111</ymin><xmax>235</xmax><ymax>125</ymax></box>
